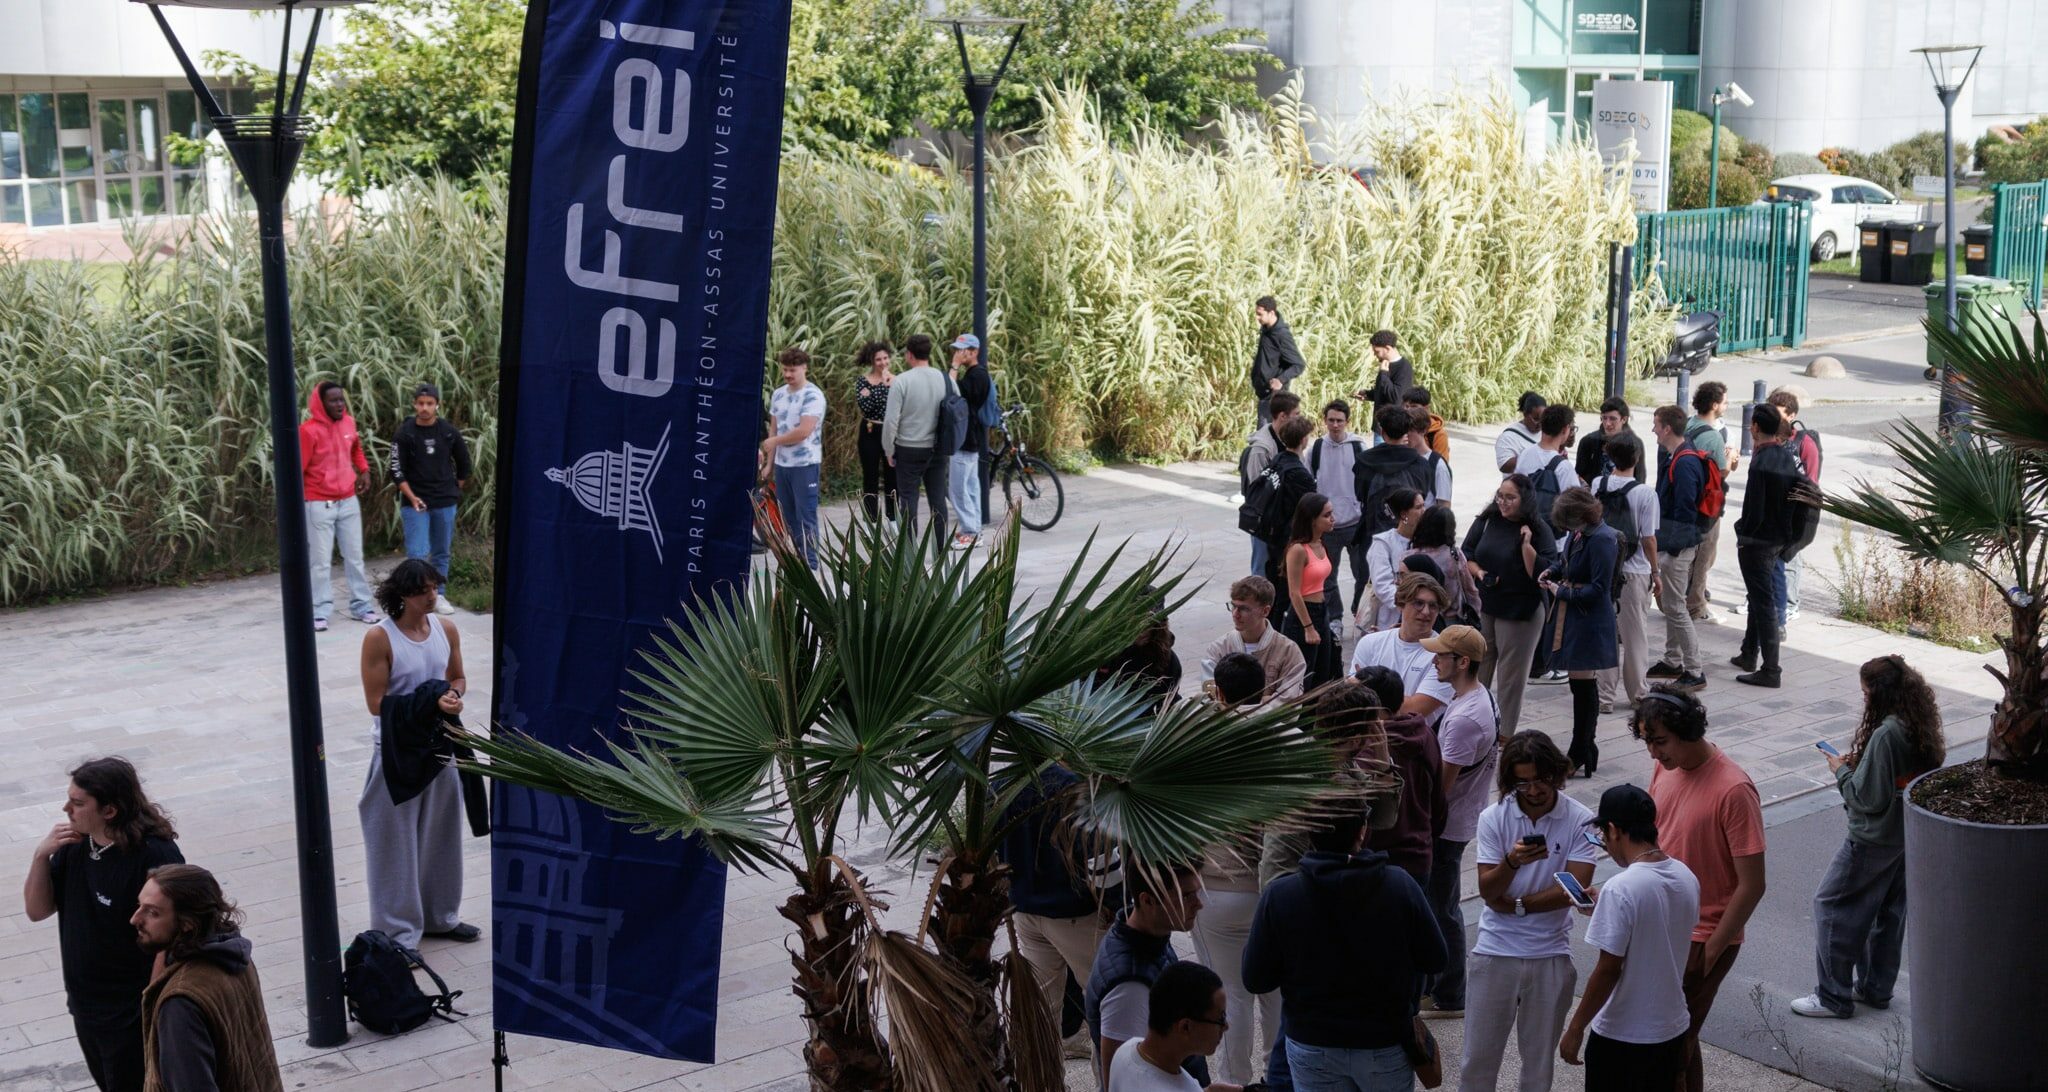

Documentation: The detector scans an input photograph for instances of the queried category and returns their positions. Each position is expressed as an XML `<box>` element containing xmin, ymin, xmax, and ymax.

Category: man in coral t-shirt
<box><xmin>1632</xmin><ymin>686</ymin><xmax>1767</xmax><ymax>1092</ymax></box>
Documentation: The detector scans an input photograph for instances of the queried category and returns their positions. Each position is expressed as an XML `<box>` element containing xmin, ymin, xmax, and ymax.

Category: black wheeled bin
<box><xmin>1857</xmin><ymin>220</ymin><xmax>1891</xmax><ymax>282</ymax></box>
<box><xmin>1962</xmin><ymin>224</ymin><xmax>1995</xmax><ymax>275</ymax></box>
<box><xmin>1887</xmin><ymin>221</ymin><xmax>1939</xmax><ymax>286</ymax></box>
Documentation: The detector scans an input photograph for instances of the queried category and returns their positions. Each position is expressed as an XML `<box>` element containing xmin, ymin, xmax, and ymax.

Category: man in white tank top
<box><xmin>357</xmin><ymin>559</ymin><xmax>479</xmax><ymax>947</ymax></box>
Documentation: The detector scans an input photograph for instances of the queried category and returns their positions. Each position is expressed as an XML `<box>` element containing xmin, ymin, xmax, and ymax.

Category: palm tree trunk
<box><xmin>1988</xmin><ymin>600</ymin><xmax>2048</xmax><ymax>780</ymax></box>
<box><xmin>928</xmin><ymin>851</ymin><xmax>1018</xmax><ymax>1091</ymax></box>
<box><xmin>779</xmin><ymin>862</ymin><xmax>893</xmax><ymax>1092</ymax></box>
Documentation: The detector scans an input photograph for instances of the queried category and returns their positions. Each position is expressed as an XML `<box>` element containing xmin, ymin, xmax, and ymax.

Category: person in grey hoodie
<box><xmin>1791</xmin><ymin>655</ymin><xmax>1946</xmax><ymax>1020</ymax></box>
<box><xmin>1244</xmin><ymin>806</ymin><xmax>1446</xmax><ymax>1088</ymax></box>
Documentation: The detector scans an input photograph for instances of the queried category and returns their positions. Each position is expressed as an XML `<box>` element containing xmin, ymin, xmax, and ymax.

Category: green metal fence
<box><xmin>1634</xmin><ymin>201</ymin><xmax>1812</xmax><ymax>352</ymax></box>
<box><xmin>1988</xmin><ymin>180</ymin><xmax>2048</xmax><ymax>307</ymax></box>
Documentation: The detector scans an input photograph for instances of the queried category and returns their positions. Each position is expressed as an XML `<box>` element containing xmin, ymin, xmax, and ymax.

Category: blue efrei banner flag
<box><xmin>490</xmin><ymin>0</ymin><xmax>792</xmax><ymax>1061</ymax></box>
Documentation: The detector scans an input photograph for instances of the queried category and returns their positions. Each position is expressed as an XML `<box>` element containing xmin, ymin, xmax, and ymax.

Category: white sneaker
<box><xmin>434</xmin><ymin>594</ymin><xmax>456</xmax><ymax>615</ymax></box>
<box><xmin>1790</xmin><ymin>994</ymin><xmax>1849</xmax><ymax>1019</ymax></box>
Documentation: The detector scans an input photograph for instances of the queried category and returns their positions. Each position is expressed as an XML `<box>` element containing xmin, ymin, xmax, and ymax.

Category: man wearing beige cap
<box><xmin>1416</xmin><ymin>623</ymin><xmax>1502</xmax><ymax>1017</ymax></box>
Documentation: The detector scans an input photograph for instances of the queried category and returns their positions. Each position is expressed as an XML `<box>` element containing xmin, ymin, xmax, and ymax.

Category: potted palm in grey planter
<box><xmin>1826</xmin><ymin>311</ymin><xmax>2048</xmax><ymax>1091</ymax></box>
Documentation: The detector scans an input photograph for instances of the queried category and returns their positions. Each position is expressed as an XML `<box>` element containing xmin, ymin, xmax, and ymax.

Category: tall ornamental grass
<box><xmin>1</xmin><ymin>84</ymin><xmax>1671</xmax><ymax>605</ymax></box>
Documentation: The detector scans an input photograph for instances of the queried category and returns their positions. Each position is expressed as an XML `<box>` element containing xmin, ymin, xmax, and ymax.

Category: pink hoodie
<box><xmin>300</xmin><ymin>384</ymin><xmax>369</xmax><ymax>501</ymax></box>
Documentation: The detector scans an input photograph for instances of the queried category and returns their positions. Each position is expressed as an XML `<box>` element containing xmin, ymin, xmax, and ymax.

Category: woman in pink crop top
<box><xmin>1282</xmin><ymin>491</ymin><xmax>1340</xmax><ymax>687</ymax></box>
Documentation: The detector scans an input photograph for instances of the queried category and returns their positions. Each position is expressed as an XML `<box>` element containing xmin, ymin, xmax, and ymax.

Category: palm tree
<box><xmin>461</xmin><ymin>514</ymin><xmax>1336</xmax><ymax>1090</ymax></box>
<box><xmin>1826</xmin><ymin>309</ymin><xmax>2048</xmax><ymax>780</ymax></box>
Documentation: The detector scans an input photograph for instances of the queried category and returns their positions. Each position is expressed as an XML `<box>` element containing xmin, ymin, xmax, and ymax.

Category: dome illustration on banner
<box><xmin>545</xmin><ymin>425</ymin><xmax>671</xmax><ymax>560</ymax></box>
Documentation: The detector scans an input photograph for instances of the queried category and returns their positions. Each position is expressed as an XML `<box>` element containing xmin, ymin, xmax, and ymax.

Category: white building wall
<box><xmin>1269</xmin><ymin>0</ymin><xmax>1513</xmax><ymax>128</ymax></box>
<box><xmin>0</xmin><ymin>0</ymin><xmax>307</xmax><ymax>81</ymax></box>
<box><xmin>1700</xmin><ymin>0</ymin><xmax>2048</xmax><ymax>154</ymax></box>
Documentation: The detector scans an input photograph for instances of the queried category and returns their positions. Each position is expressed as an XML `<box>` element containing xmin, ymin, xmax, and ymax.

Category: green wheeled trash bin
<box><xmin>1888</xmin><ymin>221</ymin><xmax>1939</xmax><ymax>286</ymax></box>
<box><xmin>1962</xmin><ymin>224</ymin><xmax>1995</xmax><ymax>275</ymax></box>
<box><xmin>1924</xmin><ymin>275</ymin><xmax>2029</xmax><ymax>379</ymax></box>
<box><xmin>1857</xmin><ymin>219</ymin><xmax>1891</xmax><ymax>282</ymax></box>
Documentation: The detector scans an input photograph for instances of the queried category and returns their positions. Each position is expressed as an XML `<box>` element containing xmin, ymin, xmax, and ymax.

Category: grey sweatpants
<box><xmin>359</xmin><ymin>749</ymin><xmax>466</xmax><ymax>948</ymax></box>
<box><xmin>1461</xmin><ymin>951</ymin><xmax>1577</xmax><ymax>1092</ymax></box>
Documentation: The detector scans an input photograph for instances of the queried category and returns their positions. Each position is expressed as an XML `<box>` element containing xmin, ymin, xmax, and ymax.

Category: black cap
<box><xmin>414</xmin><ymin>383</ymin><xmax>441</xmax><ymax>401</ymax></box>
<box><xmin>1589</xmin><ymin>784</ymin><xmax>1656</xmax><ymax>832</ymax></box>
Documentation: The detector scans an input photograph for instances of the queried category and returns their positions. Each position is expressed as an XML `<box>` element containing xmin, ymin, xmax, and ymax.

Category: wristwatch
<box><xmin>1514</xmin><ymin>897</ymin><xmax>1527</xmax><ymax>917</ymax></box>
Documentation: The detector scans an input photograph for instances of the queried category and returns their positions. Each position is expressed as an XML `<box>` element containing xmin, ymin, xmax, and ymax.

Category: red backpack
<box><xmin>1671</xmin><ymin>447</ymin><xmax>1726</xmax><ymax>522</ymax></box>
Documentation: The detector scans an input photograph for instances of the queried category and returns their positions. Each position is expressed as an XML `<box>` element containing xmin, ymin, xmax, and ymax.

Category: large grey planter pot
<box><xmin>1905</xmin><ymin>770</ymin><xmax>2048</xmax><ymax>1091</ymax></box>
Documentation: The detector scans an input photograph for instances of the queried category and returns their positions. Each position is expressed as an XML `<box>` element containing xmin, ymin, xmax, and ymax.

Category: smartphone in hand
<box><xmin>1816</xmin><ymin>740</ymin><xmax>1841</xmax><ymax>758</ymax></box>
<box><xmin>1520</xmin><ymin>833</ymin><xmax>1547</xmax><ymax>848</ymax></box>
<box><xmin>1556</xmin><ymin>871</ymin><xmax>1594</xmax><ymax>910</ymax></box>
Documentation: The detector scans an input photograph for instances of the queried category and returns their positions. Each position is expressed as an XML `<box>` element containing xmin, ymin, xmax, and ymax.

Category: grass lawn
<box><xmin>1812</xmin><ymin>249</ymin><xmax>1953</xmax><ymax>281</ymax></box>
<box><xmin>21</xmin><ymin>259</ymin><xmax>130</xmax><ymax>306</ymax></box>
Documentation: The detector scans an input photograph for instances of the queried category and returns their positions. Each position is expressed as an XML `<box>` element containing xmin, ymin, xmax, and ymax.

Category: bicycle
<box><xmin>988</xmin><ymin>402</ymin><xmax>1065</xmax><ymax>532</ymax></box>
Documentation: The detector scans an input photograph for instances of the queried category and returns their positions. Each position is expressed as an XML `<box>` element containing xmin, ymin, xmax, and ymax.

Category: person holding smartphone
<box><xmin>1559</xmin><ymin>784</ymin><xmax>1700</xmax><ymax>1090</ymax></box>
<box><xmin>1462</xmin><ymin>732</ymin><xmax>1597</xmax><ymax>1092</ymax></box>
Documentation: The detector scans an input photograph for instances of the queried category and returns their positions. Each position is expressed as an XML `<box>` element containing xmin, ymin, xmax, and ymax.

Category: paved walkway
<box><xmin>0</xmin><ymin>377</ymin><xmax>1997</xmax><ymax>1091</ymax></box>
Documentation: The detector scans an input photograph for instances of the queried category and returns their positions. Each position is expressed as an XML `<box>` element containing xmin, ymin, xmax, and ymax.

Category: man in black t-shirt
<box><xmin>389</xmin><ymin>382</ymin><xmax>473</xmax><ymax>615</ymax></box>
<box><xmin>22</xmin><ymin>758</ymin><xmax>184</xmax><ymax>1092</ymax></box>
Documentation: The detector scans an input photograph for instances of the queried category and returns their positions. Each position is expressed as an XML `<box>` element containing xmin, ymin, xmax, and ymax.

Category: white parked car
<box><xmin>1760</xmin><ymin>174</ymin><xmax>1914</xmax><ymax>262</ymax></box>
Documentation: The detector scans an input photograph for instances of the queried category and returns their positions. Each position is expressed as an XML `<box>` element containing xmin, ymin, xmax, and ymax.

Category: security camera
<box><xmin>1720</xmin><ymin>82</ymin><xmax>1754</xmax><ymax>108</ymax></box>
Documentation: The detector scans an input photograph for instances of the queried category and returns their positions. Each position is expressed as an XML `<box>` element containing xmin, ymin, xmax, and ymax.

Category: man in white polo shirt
<box><xmin>1463</xmin><ymin>731</ymin><xmax>1598</xmax><ymax>1091</ymax></box>
<box><xmin>1348</xmin><ymin>572</ymin><xmax>1454</xmax><ymax>719</ymax></box>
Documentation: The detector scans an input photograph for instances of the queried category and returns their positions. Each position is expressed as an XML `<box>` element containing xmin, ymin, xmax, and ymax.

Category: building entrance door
<box><xmin>94</xmin><ymin>95</ymin><xmax>167</xmax><ymax>220</ymax></box>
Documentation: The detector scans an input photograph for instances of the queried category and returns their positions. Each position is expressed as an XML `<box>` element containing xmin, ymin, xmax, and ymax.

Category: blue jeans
<box><xmin>1286</xmin><ymin>1041</ymin><xmax>1413</xmax><ymax>1092</ymax></box>
<box><xmin>306</xmin><ymin>497</ymin><xmax>373</xmax><ymax>619</ymax></box>
<box><xmin>1425</xmin><ymin>837</ymin><xmax>1469</xmax><ymax>1008</ymax></box>
<box><xmin>948</xmin><ymin>450</ymin><xmax>983</xmax><ymax>536</ymax></box>
<box><xmin>773</xmin><ymin>461</ymin><xmax>821</xmax><ymax>568</ymax></box>
<box><xmin>1250</xmin><ymin>535</ymin><xmax>1269</xmax><ymax>579</ymax></box>
<box><xmin>1772</xmin><ymin>557</ymin><xmax>1788</xmax><ymax>626</ymax></box>
<box><xmin>400</xmin><ymin>504</ymin><xmax>457</xmax><ymax>580</ymax></box>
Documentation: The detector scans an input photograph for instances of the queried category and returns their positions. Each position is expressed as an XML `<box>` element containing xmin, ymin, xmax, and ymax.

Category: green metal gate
<box><xmin>1988</xmin><ymin>180</ymin><xmax>2048</xmax><ymax>307</ymax></box>
<box><xmin>1634</xmin><ymin>202</ymin><xmax>1812</xmax><ymax>352</ymax></box>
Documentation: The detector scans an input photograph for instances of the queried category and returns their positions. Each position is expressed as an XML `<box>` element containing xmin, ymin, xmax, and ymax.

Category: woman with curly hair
<box><xmin>852</xmin><ymin>340</ymin><xmax>896</xmax><ymax>522</ymax></box>
<box><xmin>1792</xmin><ymin>654</ymin><xmax>1946</xmax><ymax>1020</ymax></box>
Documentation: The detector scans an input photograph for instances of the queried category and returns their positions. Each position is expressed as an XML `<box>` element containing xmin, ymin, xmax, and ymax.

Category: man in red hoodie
<box><xmin>302</xmin><ymin>381</ymin><xmax>379</xmax><ymax>632</ymax></box>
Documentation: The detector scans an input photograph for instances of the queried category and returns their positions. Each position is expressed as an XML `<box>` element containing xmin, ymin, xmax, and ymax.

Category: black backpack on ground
<box><xmin>1525</xmin><ymin>453</ymin><xmax>1569</xmax><ymax>533</ymax></box>
<box><xmin>1595</xmin><ymin>478</ymin><xmax>1641</xmax><ymax>560</ymax></box>
<box><xmin>344</xmin><ymin>930</ymin><xmax>462</xmax><ymax>1035</ymax></box>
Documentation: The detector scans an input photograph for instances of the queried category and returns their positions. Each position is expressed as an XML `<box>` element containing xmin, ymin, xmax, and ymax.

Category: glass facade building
<box><xmin>1513</xmin><ymin>0</ymin><xmax>1703</xmax><ymax>141</ymax></box>
<box><xmin>0</xmin><ymin>86</ymin><xmax>257</xmax><ymax>228</ymax></box>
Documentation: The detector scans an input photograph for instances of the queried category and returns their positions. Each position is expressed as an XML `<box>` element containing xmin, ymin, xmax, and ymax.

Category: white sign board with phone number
<box><xmin>1590</xmin><ymin>79</ymin><xmax>1675</xmax><ymax>215</ymax></box>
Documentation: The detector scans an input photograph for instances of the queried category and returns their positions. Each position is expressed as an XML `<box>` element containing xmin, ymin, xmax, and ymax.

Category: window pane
<box><xmin>106</xmin><ymin>178</ymin><xmax>133</xmax><ymax>218</ymax></box>
<box><xmin>20</xmin><ymin>94</ymin><xmax>59</xmax><ymax>179</ymax></box>
<box><xmin>1643</xmin><ymin>0</ymin><xmax>1701</xmax><ymax>55</ymax></box>
<box><xmin>1516</xmin><ymin>68</ymin><xmax>1568</xmax><ymax>115</ymax></box>
<box><xmin>66</xmin><ymin>179</ymin><xmax>98</xmax><ymax>223</ymax></box>
<box><xmin>173</xmin><ymin>172</ymin><xmax>205</xmax><ymax>213</ymax></box>
<box><xmin>132</xmin><ymin>100</ymin><xmax>162</xmax><ymax>171</ymax></box>
<box><xmin>138</xmin><ymin>175</ymin><xmax>164</xmax><ymax>215</ymax></box>
<box><xmin>28</xmin><ymin>181</ymin><xmax>63</xmax><ymax>226</ymax></box>
<box><xmin>1572</xmin><ymin>0</ymin><xmax>1642</xmax><ymax>55</ymax></box>
<box><xmin>1</xmin><ymin>184</ymin><xmax>23</xmax><ymax>224</ymax></box>
<box><xmin>59</xmin><ymin>93</ymin><xmax>92</xmax><ymax>177</ymax></box>
<box><xmin>227</xmin><ymin>87</ymin><xmax>257</xmax><ymax>116</ymax></box>
<box><xmin>167</xmin><ymin>90</ymin><xmax>203</xmax><ymax>140</ymax></box>
<box><xmin>0</xmin><ymin>96</ymin><xmax>18</xmax><ymax>180</ymax></box>
<box><xmin>99</xmin><ymin>99</ymin><xmax>131</xmax><ymax>174</ymax></box>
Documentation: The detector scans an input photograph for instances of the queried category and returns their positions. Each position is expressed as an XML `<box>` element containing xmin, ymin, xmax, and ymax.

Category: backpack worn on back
<box><xmin>1671</xmin><ymin>447</ymin><xmax>1727</xmax><ymax>522</ymax></box>
<box><xmin>1238</xmin><ymin>464</ymin><xmax>1291</xmax><ymax>540</ymax></box>
<box><xmin>973</xmin><ymin>369</ymin><xmax>1003</xmax><ymax>431</ymax></box>
<box><xmin>934</xmin><ymin>373</ymin><xmax>971</xmax><ymax>457</ymax></box>
<box><xmin>1793</xmin><ymin>426</ymin><xmax>1824</xmax><ymax>481</ymax></box>
<box><xmin>1595</xmin><ymin>479</ymin><xmax>1642</xmax><ymax>560</ymax></box>
<box><xmin>344</xmin><ymin>930</ymin><xmax>462</xmax><ymax>1035</ymax></box>
<box><xmin>1782</xmin><ymin>477</ymin><xmax>1824</xmax><ymax>560</ymax></box>
<box><xmin>1524</xmin><ymin>453</ymin><xmax>1569</xmax><ymax>532</ymax></box>
<box><xmin>1358</xmin><ymin>457</ymin><xmax>1436</xmax><ymax>537</ymax></box>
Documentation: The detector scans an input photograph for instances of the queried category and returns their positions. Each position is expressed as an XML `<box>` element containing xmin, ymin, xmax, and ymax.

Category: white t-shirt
<box><xmin>1514</xmin><ymin>442</ymin><xmax>1581</xmax><ymax>492</ymax></box>
<box><xmin>1107</xmin><ymin>1037</ymin><xmax>1202</xmax><ymax>1092</ymax></box>
<box><xmin>1425</xmin><ymin>451</ymin><xmax>1453</xmax><ymax>508</ymax></box>
<box><xmin>1495</xmin><ymin>423</ymin><xmax>1539</xmax><ymax>474</ymax></box>
<box><xmin>1472</xmin><ymin>793</ymin><xmax>1600</xmax><ymax>958</ymax></box>
<box><xmin>1591</xmin><ymin>473</ymin><xmax>1658</xmax><ymax>576</ymax></box>
<box><xmin>1098</xmin><ymin>981</ymin><xmax>1150</xmax><ymax>1045</ymax></box>
<box><xmin>1585</xmin><ymin>855</ymin><xmax>1701</xmax><ymax>1044</ymax></box>
<box><xmin>1437</xmin><ymin>686</ymin><xmax>1502</xmax><ymax>843</ymax></box>
<box><xmin>768</xmin><ymin>381</ymin><xmax>826</xmax><ymax>467</ymax></box>
<box><xmin>1348</xmin><ymin>628</ymin><xmax>1454</xmax><ymax>708</ymax></box>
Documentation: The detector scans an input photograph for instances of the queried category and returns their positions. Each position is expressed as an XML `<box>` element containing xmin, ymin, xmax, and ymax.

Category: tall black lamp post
<box><xmin>134</xmin><ymin>0</ymin><xmax>356</xmax><ymax>1049</ymax></box>
<box><xmin>1912</xmin><ymin>43</ymin><xmax>1984</xmax><ymax>436</ymax></box>
<box><xmin>933</xmin><ymin>15</ymin><xmax>1026</xmax><ymax>355</ymax></box>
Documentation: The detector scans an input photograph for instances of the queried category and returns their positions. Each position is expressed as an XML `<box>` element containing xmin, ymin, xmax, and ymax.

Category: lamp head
<box><xmin>1912</xmin><ymin>44</ymin><xmax>1985</xmax><ymax>95</ymax></box>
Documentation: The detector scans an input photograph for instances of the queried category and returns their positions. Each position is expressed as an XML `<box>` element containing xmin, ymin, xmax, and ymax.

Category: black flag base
<box><xmin>495</xmin><ymin>1029</ymin><xmax>510</xmax><ymax>1092</ymax></box>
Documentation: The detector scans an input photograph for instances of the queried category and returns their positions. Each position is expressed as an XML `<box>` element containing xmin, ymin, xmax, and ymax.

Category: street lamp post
<box><xmin>933</xmin><ymin>15</ymin><xmax>1026</xmax><ymax>355</ymax></box>
<box><xmin>134</xmin><ymin>0</ymin><xmax>359</xmax><ymax>1049</ymax></box>
<box><xmin>1913</xmin><ymin>44</ymin><xmax>1984</xmax><ymax>436</ymax></box>
<box><xmin>1706</xmin><ymin>82</ymin><xmax>1752</xmax><ymax>209</ymax></box>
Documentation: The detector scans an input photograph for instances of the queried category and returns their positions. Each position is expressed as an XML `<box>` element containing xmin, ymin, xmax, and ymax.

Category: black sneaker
<box><xmin>1647</xmin><ymin>661</ymin><xmax>1683</xmax><ymax>679</ymax></box>
<box><xmin>1735</xmin><ymin>670</ymin><xmax>1782</xmax><ymax>689</ymax></box>
<box><xmin>1674</xmin><ymin>671</ymin><xmax>1708</xmax><ymax>692</ymax></box>
<box><xmin>1730</xmin><ymin>652</ymin><xmax>1758</xmax><ymax>672</ymax></box>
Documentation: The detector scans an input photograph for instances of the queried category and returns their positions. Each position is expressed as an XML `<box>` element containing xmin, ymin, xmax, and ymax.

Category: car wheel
<box><xmin>1812</xmin><ymin>231</ymin><xmax>1838</xmax><ymax>263</ymax></box>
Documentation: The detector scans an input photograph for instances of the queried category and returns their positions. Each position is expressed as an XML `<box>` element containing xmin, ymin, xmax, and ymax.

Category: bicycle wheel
<box><xmin>1002</xmin><ymin>454</ymin><xmax>1065</xmax><ymax>532</ymax></box>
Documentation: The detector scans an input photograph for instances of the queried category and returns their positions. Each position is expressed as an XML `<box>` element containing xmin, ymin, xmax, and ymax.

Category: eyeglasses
<box><xmin>1191</xmin><ymin>1015</ymin><xmax>1230</xmax><ymax>1031</ymax></box>
<box><xmin>1227</xmin><ymin>602</ymin><xmax>1262</xmax><ymax>616</ymax></box>
<box><xmin>1494</xmin><ymin>492</ymin><xmax>1518</xmax><ymax>504</ymax></box>
<box><xmin>1512</xmin><ymin>780</ymin><xmax>1553</xmax><ymax>793</ymax></box>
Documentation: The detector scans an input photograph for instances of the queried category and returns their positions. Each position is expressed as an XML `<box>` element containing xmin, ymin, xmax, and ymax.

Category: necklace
<box><xmin>86</xmin><ymin>835</ymin><xmax>110</xmax><ymax>861</ymax></box>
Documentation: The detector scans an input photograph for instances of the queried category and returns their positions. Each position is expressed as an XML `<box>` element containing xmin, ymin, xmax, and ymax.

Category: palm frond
<box><xmin>1926</xmin><ymin>308</ymin><xmax>2048</xmax><ymax>454</ymax></box>
<box><xmin>865</xmin><ymin>931</ymin><xmax>1005</xmax><ymax>1092</ymax></box>
<box><xmin>455</xmin><ymin>729</ymin><xmax>788</xmax><ymax>874</ymax></box>
<box><xmin>1825</xmin><ymin>423</ymin><xmax>2034</xmax><ymax>571</ymax></box>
